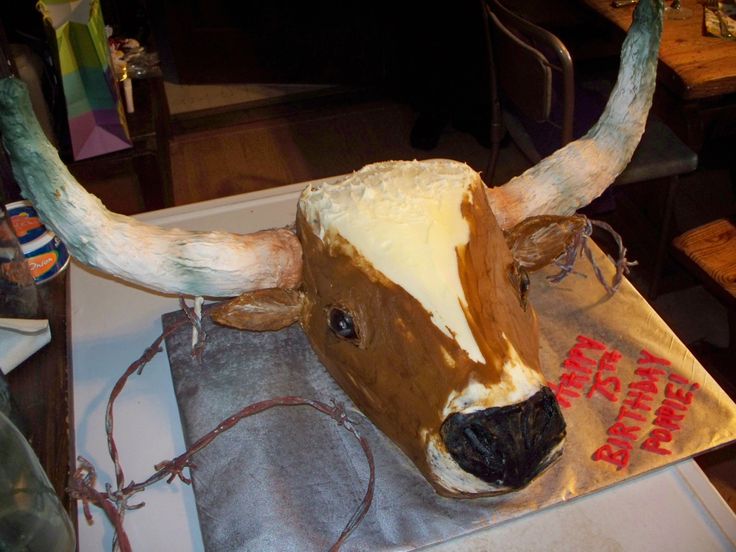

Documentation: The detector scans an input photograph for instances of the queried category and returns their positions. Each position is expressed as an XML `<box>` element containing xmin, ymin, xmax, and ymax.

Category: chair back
<box><xmin>482</xmin><ymin>0</ymin><xmax>575</xmax><ymax>148</ymax></box>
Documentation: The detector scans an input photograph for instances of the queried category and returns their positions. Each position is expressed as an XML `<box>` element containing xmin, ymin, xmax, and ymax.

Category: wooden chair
<box><xmin>481</xmin><ymin>0</ymin><xmax>574</xmax><ymax>173</ymax></box>
<box><xmin>480</xmin><ymin>0</ymin><xmax>699</xmax><ymax>298</ymax></box>
<box><xmin>672</xmin><ymin>217</ymin><xmax>736</xmax><ymax>357</ymax></box>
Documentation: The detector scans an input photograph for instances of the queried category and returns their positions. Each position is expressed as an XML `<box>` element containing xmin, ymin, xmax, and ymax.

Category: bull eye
<box><xmin>508</xmin><ymin>262</ymin><xmax>531</xmax><ymax>311</ymax></box>
<box><xmin>327</xmin><ymin>307</ymin><xmax>359</xmax><ymax>342</ymax></box>
<box><xmin>518</xmin><ymin>266</ymin><xmax>530</xmax><ymax>311</ymax></box>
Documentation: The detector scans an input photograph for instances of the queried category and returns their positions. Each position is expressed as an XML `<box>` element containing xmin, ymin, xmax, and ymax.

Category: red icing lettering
<box><xmin>587</xmin><ymin>372</ymin><xmax>621</xmax><ymax>402</ymax></box>
<box><xmin>593</xmin><ymin>444</ymin><xmax>630</xmax><ymax>469</ymax></box>
<box><xmin>665</xmin><ymin>383</ymin><xmax>694</xmax><ymax>405</ymax></box>
<box><xmin>563</xmin><ymin>358</ymin><xmax>594</xmax><ymax>374</ymax></box>
<box><xmin>661</xmin><ymin>398</ymin><xmax>687</xmax><ymax>411</ymax></box>
<box><xmin>616</xmin><ymin>405</ymin><xmax>646</xmax><ymax>422</ymax></box>
<box><xmin>638</xmin><ymin>349</ymin><xmax>671</xmax><ymax>366</ymax></box>
<box><xmin>568</xmin><ymin>347</ymin><xmax>597</xmax><ymax>366</ymax></box>
<box><xmin>641</xmin><ymin>379</ymin><xmax>699</xmax><ymax>459</ymax></box>
<box><xmin>552</xmin><ymin>336</ymin><xmax>614</xmax><ymax>410</ymax></box>
<box><xmin>607</xmin><ymin>437</ymin><xmax>633</xmax><ymax>450</ymax></box>
<box><xmin>575</xmin><ymin>335</ymin><xmax>607</xmax><ymax>350</ymax></box>
<box><xmin>642</xmin><ymin>437</ymin><xmax>672</xmax><ymax>455</ymax></box>
<box><xmin>623</xmin><ymin>391</ymin><xmax>653</xmax><ymax>412</ymax></box>
<box><xmin>588</xmin><ymin>348</ymin><xmax>701</xmax><ymax>467</ymax></box>
<box><xmin>560</xmin><ymin>371</ymin><xmax>590</xmax><ymax>390</ymax></box>
<box><xmin>654</xmin><ymin>404</ymin><xmax>685</xmax><ymax>431</ymax></box>
<box><xmin>642</xmin><ymin>428</ymin><xmax>673</xmax><ymax>456</ymax></box>
<box><xmin>651</xmin><ymin>427</ymin><xmax>673</xmax><ymax>442</ymax></box>
<box><xmin>629</xmin><ymin>379</ymin><xmax>658</xmax><ymax>394</ymax></box>
<box><xmin>655</xmin><ymin>405</ymin><xmax>685</xmax><ymax>421</ymax></box>
<box><xmin>548</xmin><ymin>382</ymin><xmax>579</xmax><ymax>409</ymax></box>
<box><xmin>668</xmin><ymin>373</ymin><xmax>689</xmax><ymax>385</ymax></box>
<box><xmin>608</xmin><ymin>421</ymin><xmax>640</xmax><ymax>441</ymax></box>
<box><xmin>633</xmin><ymin>366</ymin><xmax>666</xmax><ymax>382</ymax></box>
<box><xmin>599</xmin><ymin>350</ymin><xmax>623</xmax><ymax>371</ymax></box>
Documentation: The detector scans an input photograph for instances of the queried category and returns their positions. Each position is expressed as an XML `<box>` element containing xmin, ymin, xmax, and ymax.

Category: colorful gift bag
<box><xmin>38</xmin><ymin>0</ymin><xmax>131</xmax><ymax>160</ymax></box>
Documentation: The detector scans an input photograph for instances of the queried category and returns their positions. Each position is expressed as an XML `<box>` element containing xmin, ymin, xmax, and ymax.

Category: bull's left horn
<box><xmin>487</xmin><ymin>0</ymin><xmax>664</xmax><ymax>230</ymax></box>
<box><xmin>0</xmin><ymin>77</ymin><xmax>302</xmax><ymax>297</ymax></box>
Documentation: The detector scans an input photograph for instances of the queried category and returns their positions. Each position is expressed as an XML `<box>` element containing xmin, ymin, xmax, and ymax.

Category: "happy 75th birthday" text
<box><xmin>547</xmin><ymin>335</ymin><xmax>700</xmax><ymax>470</ymax></box>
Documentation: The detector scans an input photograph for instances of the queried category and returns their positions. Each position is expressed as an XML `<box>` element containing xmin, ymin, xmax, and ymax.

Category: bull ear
<box><xmin>504</xmin><ymin>215</ymin><xmax>589</xmax><ymax>271</ymax></box>
<box><xmin>210</xmin><ymin>288</ymin><xmax>305</xmax><ymax>331</ymax></box>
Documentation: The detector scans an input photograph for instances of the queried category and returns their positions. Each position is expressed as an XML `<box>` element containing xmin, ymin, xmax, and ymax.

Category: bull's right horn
<box><xmin>0</xmin><ymin>78</ymin><xmax>303</xmax><ymax>298</ymax></box>
<box><xmin>487</xmin><ymin>0</ymin><xmax>664</xmax><ymax>230</ymax></box>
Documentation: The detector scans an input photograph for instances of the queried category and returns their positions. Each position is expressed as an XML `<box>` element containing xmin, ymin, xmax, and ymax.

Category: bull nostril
<box><xmin>440</xmin><ymin>387</ymin><xmax>566</xmax><ymax>490</ymax></box>
<box><xmin>463</xmin><ymin>426</ymin><xmax>495</xmax><ymax>459</ymax></box>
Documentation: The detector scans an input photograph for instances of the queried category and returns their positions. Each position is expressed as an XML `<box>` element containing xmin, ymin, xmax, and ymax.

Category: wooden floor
<box><xmin>81</xmin><ymin>95</ymin><xmax>529</xmax><ymax>214</ymax></box>
<box><xmin>80</xmin><ymin>91</ymin><xmax>736</xmax><ymax>513</ymax></box>
<box><xmin>167</xmin><ymin>99</ymin><xmax>522</xmax><ymax>206</ymax></box>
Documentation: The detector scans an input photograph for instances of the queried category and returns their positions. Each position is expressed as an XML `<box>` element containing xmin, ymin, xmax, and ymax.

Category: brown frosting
<box><xmin>458</xmin><ymin>181</ymin><xmax>541</xmax><ymax>381</ymax></box>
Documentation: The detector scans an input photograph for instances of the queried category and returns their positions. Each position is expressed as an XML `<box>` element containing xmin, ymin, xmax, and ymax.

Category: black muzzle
<box><xmin>440</xmin><ymin>386</ymin><xmax>566</xmax><ymax>490</ymax></box>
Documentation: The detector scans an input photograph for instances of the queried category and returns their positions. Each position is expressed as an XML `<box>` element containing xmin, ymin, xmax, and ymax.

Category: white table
<box><xmin>70</xmin><ymin>181</ymin><xmax>736</xmax><ymax>551</ymax></box>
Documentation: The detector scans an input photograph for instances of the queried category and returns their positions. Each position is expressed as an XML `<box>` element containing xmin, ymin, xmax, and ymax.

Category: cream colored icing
<box><xmin>442</xmin><ymin>333</ymin><xmax>545</xmax><ymax>417</ymax></box>
<box><xmin>300</xmin><ymin>159</ymin><xmax>486</xmax><ymax>363</ymax></box>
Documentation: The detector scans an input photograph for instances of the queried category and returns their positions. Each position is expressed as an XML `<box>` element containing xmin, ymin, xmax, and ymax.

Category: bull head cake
<box><xmin>0</xmin><ymin>1</ymin><xmax>663</xmax><ymax>498</ymax></box>
<box><xmin>299</xmin><ymin>160</ymin><xmax>567</xmax><ymax>495</ymax></box>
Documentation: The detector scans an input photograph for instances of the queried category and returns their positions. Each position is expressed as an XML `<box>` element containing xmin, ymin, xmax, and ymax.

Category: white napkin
<box><xmin>0</xmin><ymin>318</ymin><xmax>51</xmax><ymax>375</ymax></box>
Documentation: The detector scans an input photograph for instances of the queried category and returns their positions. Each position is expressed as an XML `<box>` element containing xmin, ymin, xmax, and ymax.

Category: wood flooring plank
<box><xmin>169</xmin><ymin>99</ymin><xmax>501</xmax><ymax>209</ymax></box>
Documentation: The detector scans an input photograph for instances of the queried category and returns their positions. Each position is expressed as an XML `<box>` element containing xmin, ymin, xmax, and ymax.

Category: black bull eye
<box><xmin>327</xmin><ymin>307</ymin><xmax>359</xmax><ymax>342</ymax></box>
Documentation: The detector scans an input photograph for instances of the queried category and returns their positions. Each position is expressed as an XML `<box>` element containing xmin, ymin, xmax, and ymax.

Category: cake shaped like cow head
<box><xmin>296</xmin><ymin>160</ymin><xmax>564</xmax><ymax>494</ymax></box>
<box><xmin>0</xmin><ymin>1</ymin><xmax>662</xmax><ymax>498</ymax></box>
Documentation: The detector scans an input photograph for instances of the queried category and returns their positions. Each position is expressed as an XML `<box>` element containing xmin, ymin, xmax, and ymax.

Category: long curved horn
<box><xmin>0</xmin><ymin>78</ymin><xmax>302</xmax><ymax>297</ymax></box>
<box><xmin>487</xmin><ymin>0</ymin><xmax>663</xmax><ymax>230</ymax></box>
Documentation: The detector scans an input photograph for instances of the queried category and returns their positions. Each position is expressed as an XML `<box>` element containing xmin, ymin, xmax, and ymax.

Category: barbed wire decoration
<box><xmin>69</xmin><ymin>309</ymin><xmax>376</xmax><ymax>552</ymax></box>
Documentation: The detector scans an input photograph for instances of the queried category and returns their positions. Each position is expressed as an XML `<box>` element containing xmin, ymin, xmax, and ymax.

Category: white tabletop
<box><xmin>70</xmin><ymin>181</ymin><xmax>736</xmax><ymax>551</ymax></box>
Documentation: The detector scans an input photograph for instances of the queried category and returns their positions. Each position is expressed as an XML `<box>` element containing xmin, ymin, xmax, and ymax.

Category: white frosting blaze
<box><xmin>425</xmin><ymin>433</ymin><xmax>502</xmax><ymax>494</ymax></box>
<box><xmin>300</xmin><ymin>160</ymin><xmax>486</xmax><ymax>363</ymax></box>
<box><xmin>442</xmin><ymin>333</ymin><xmax>545</xmax><ymax>417</ymax></box>
<box><xmin>425</xmin><ymin>431</ymin><xmax>564</xmax><ymax>495</ymax></box>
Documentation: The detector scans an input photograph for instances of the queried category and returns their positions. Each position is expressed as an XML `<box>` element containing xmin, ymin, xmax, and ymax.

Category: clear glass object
<box><xmin>0</xmin><ymin>409</ymin><xmax>76</xmax><ymax>551</ymax></box>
